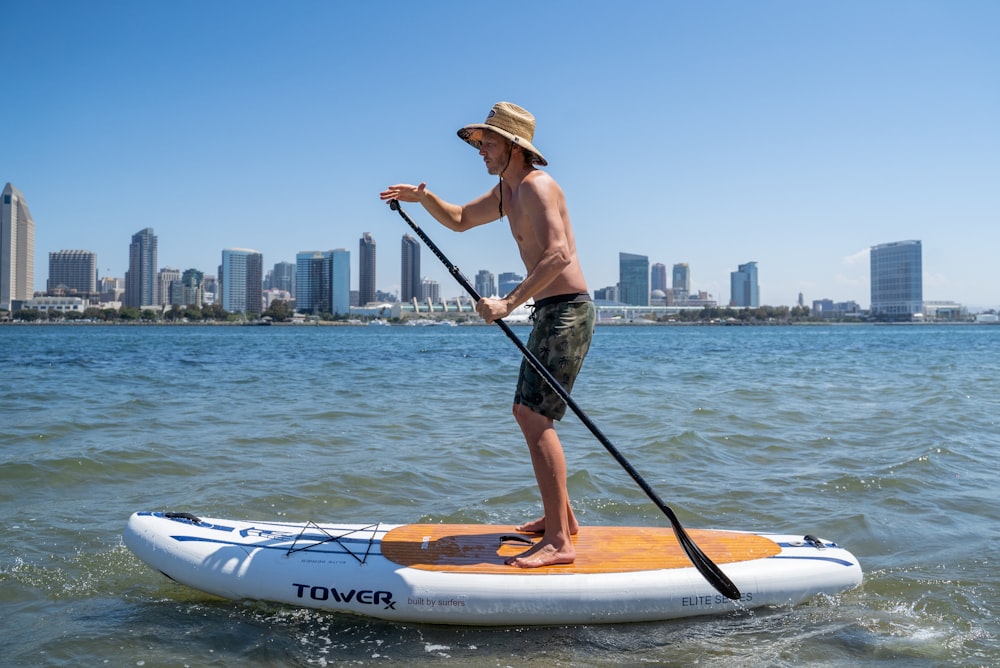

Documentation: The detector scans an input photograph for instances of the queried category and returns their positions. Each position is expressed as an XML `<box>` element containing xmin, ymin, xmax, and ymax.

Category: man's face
<box><xmin>478</xmin><ymin>130</ymin><xmax>511</xmax><ymax>176</ymax></box>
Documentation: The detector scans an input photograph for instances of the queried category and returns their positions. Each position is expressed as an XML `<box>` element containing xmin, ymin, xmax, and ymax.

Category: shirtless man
<box><xmin>380</xmin><ymin>102</ymin><xmax>596</xmax><ymax>568</ymax></box>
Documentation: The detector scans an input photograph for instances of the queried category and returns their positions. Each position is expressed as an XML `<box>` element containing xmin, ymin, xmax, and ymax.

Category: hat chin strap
<box><xmin>498</xmin><ymin>144</ymin><xmax>513</xmax><ymax>218</ymax></box>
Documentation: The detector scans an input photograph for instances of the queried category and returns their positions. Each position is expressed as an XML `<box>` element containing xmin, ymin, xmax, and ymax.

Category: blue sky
<box><xmin>7</xmin><ymin>1</ymin><xmax>999</xmax><ymax>309</ymax></box>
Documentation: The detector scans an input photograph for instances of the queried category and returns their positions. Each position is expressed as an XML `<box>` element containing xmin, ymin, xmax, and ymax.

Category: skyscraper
<box><xmin>671</xmin><ymin>262</ymin><xmax>691</xmax><ymax>303</ymax></box>
<box><xmin>179</xmin><ymin>268</ymin><xmax>204</xmax><ymax>307</ymax></box>
<box><xmin>158</xmin><ymin>268</ymin><xmax>181</xmax><ymax>306</ymax></box>
<box><xmin>650</xmin><ymin>263</ymin><xmax>667</xmax><ymax>293</ymax></box>
<box><xmin>475</xmin><ymin>270</ymin><xmax>496</xmax><ymax>299</ymax></box>
<box><xmin>619</xmin><ymin>252</ymin><xmax>649</xmax><ymax>306</ymax></box>
<box><xmin>730</xmin><ymin>261</ymin><xmax>760</xmax><ymax>307</ymax></box>
<box><xmin>1</xmin><ymin>183</ymin><xmax>35</xmax><ymax>309</ymax></box>
<box><xmin>421</xmin><ymin>278</ymin><xmax>440</xmax><ymax>302</ymax></box>
<box><xmin>124</xmin><ymin>228</ymin><xmax>158</xmax><ymax>308</ymax></box>
<box><xmin>870</xmin><ymin>240</ymin><xmax>922</xmax><ymax>320</ymax></box>
<box><xmin>220</xmin><ymin>248</ymin><xmax>263</xmax><ymax>316</ymax></box>
<box><xmin>498</xmin><ymin>272</ymin><xmax>523</xmax><ymax>297</ymax></box>
<box><xmin>295</xmin><ymin>249</ymin><xmax>350</xmax><ymax>315</ymax></box>
<box><xmin>672</xmin><ymin>263</ymin><xmax>691</xmax><ymax>293</ymax></box>
<box><xmin>359</xmin><ymin>232</ymin><xmax>376</xmax><ymax>306</ymax></box>
<box><xmin>267</xmin><ymin>261</ymin><xmax>296</xmax><ymax>296</ymax></box>
<box><xmin>401</xmin><ymin>234</ymin><xmax>420</xmax><ymax>302</ymax></box>
<box><xmin>48</xmin><ymin>250</ymin><xmax>97</xmax><ymax>295</ymax></box>
<box><xmin>331</xmin><ymin>249</ymin><xmax>350</xmax><ymax>315</ymax></box>
<box><xmin>296</xmin><ymin>251</ymin><xmax>328</xmax><ymax>315</ymax></box>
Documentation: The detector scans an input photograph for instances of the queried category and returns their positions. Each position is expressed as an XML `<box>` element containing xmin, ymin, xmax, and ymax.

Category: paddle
<box><xmin>388</xmin><ymin>200</ymin><xmax>741</xmax><ymax>601</ymax></box>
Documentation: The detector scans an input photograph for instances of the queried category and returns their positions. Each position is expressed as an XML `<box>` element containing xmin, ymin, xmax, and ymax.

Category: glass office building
<box><xmin>730</xmin><ymin>261</ymin><xmax>759</xmax><ymax>307</ymax></box>
<box><xmin>401</xmin><ymin>234</ymin><xmax>420</xmax><ymax>302</ymax></box>
<box><xmin>331</xmin><ymin>249</ymin><xmax>350</xmax><ymax>315</ymax></box>
<box><xmin>870</xmin><ymin>240</ymin><xmax>922</xmax><ymax>320</ymax></box>
<box><xmin>220</xmin><ymin>248</ymin><xmax>263</xmax><ymax>316</ymax></box>
<box><xmin>619</xmin><ymin>252</ymin><xmax>650</xmax><ymax>306</ymax></box>
<box><xmin>125</xmin><ymin>228</ymin><xmax>158</xmax><ymax>308</ymax></box>
<box><xmin>358</xmin><ymin>233</ymin><xmax>377</xmax><ymax>306</ymax></box>
<box><xmin>296</xmin><ymin>249</ymin><xmax>350</xmax><ymax>316</ymax></box>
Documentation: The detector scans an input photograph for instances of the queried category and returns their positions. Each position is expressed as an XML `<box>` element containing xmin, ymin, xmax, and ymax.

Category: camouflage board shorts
<box><xmin>514</xmin><ymin>293</ymin><xmax>596</xmax><ymax>421</ymax></box>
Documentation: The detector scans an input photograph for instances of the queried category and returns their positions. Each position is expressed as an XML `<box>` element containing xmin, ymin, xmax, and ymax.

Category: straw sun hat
<box><xmin>457</xmin><ymin>101</ymin><xmax>547</xmax><ymax>166</ymax></box>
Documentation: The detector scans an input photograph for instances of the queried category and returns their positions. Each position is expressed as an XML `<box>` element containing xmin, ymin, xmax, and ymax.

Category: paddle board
<box><xmin>124</xmin><ymin>511</ymin><xmax>862</xmax><ymax>625</ymax></box>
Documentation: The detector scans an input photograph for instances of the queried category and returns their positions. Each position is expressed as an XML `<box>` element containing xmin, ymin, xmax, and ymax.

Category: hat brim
<box><xmin>458</xmin><ymin>125</ymin><xmax>547</xmax><ymax>166</ymax></box>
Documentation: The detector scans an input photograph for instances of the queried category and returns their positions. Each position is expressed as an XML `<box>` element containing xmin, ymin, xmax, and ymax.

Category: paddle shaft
<box><xmin>388</xmin><ymin>200</ymin><xmax>740</xmax><ymax>600</ymax></box>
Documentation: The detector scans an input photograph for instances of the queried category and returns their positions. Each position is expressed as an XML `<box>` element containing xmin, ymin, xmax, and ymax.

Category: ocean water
<box><xmin>1</xmin><ymin>323</ymin><xmax>996</xmax><ymax>667</ymax></box>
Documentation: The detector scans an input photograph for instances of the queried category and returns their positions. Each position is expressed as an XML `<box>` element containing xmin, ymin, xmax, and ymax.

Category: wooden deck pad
<box><xmin>381</xmin><ymin>524</ymin><xmax>780</xmax><ymax>575</ymax></box>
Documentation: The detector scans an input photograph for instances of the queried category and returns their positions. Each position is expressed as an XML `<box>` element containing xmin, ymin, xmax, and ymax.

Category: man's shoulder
<box><xmin>520</xmin><ymin>169</ymin><xmax>563</xmax><ymax>197</ymax></box>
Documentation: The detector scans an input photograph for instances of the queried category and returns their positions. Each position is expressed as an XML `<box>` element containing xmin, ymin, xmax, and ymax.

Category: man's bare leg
<box><xmin>505</xmin><ymin>404</ymin><xmax>576</xmax><ymax>568</ymax></box>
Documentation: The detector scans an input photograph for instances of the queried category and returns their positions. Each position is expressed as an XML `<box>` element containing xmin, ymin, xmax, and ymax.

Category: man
<box><xmin>380</xmin><ymin>101</ymin><xmax>595</xmax><ymax>568</ymax></box>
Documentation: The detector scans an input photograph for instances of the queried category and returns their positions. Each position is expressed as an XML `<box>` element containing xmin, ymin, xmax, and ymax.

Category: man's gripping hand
<box><xmin>476</xmin><ymin>297</ymin><xmax>512</xmax><ymax>324</ymax></box>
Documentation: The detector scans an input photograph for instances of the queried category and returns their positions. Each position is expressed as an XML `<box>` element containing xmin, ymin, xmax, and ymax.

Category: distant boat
<box><xmin>368</xmin><ymin>318</ymin><xmax>390</xmax><ymax>327</ymax></box>
<box><xmin>407</xmin><ymin>318</ymin><xmax>456</xmax><ymax>326</ymax></box>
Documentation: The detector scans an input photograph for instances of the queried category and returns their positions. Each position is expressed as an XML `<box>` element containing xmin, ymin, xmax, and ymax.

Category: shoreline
<box><xmin>1</xmin><ymin>319</ymin><xmax>995</xmax><ymax>328</ymax></box>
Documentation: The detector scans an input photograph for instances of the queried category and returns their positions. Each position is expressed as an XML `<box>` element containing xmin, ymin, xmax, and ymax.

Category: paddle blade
<box><xmin>670</xmin><ymin>520</ymin><xmax>741</xmax><ymax>600</ymax></box>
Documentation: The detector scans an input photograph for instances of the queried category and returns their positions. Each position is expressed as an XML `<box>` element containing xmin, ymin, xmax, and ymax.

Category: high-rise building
<box><xmin>870</xmin><ymin>240</ymin><xmax>922</xmax><ymax>320</ymax></box>
<box><xmin>401</xmin><ymin>234</ymin><xmax>420</xmax><ymax>302</ymax></box>
<box><xmin>296</xmin><ymin>251</ymin><xmax>328</xmax><ymax>315</ymax></box>
<box><xmin>619</xmin><ymin>252</ymin><xmax>649</xmax><ymax>306</ymax></box>
<box><xmin>48</xmin><ymin>250</ymin><xmax>96</xmax><ymax>296</ymax></box>
<box><xmin>475</xmin><ymin>269</ymin><xmax>496</xmax><ymax>299</ymax></box>
<box><xmin>498</xmin><ymin>272</ymin><xmax>523</xmax><ymax>297</ymax></box>
<box><xmin>220</xmin><ymin>248</ymin><xmax>263</xmax><ymax>316</ymax></box>
<box><xmin>202</xmin><ymin>276</ymin><xmax>218</xmax><ymax>304</ymax></box>
<box><xmin>99</xmin><ymin>276</ymin><xmax>124</xmax><ymax>302</ymax></box>
<box><xmin>125</xmin><ymin>228</ymin><xmax>158</xmax><ymax>308</ymax></box>
<box><xmin>178</xmin><ymin>268</ymin><xmax>204</xmax><ymax>306</ymax></box>
<box><xmin>331</xmin><ymin>249</ymin><xmax>350</xmax><ymax>315</ymax></box>
<box><xmin>672</xmin><ymin>263</ymin><xmax>690</xmax><ymax>293</ymax></box>
<box><xmin>651</xmin><ymin>263</ymin><xmax>667</xmax><ymax>293</ymax></box>
<box><xmin>730</xmin><ymin>261</ymin><xmax>760</xmax><ymax>307</ymax></box>
<box><xmin>1</xmin><ymin>183</ymin><xmax>35</xmax><ymax>309</ymax></box>
<box><xmin>158</xmin><ymin>268</ymin><xmax>181</xmax><ymax>306</ymax></box>
<box><xmin>359</xmin><ymin>232</ymin><xmax>376</xmax><ymax>306</ymax></box>
<box><xmin>295</xmin><ymin>249</ymin><xmax>350</xmax><ymax>315</ymax></box>
<box><xmin>671</xmin><ymin>262</ymin><xmax>691</xmax><ymax>303</ymax></box>
<box><xmin>267</xmin><ymin>261</ymin><xmax>295</xmax><ymax>296</ymax></box>
<box><xmin>421</xmin><ymin>278</ymin><xmax>440</xmax><ymax>302</ymax></box>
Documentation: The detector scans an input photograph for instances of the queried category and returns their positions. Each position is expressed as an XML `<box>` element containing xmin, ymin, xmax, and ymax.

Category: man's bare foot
<box><xmin>516</xmin><ymin>516</ymin><xmax>579</xmax><ymax>535</ymax></box>
<box><xmin>504</xmin><ymin>538</ymin><xmax>575</xmax><ymax>568</ymax></box>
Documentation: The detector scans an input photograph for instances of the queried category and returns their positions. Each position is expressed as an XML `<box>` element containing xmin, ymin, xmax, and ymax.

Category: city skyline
<box><xmin>5</xmin><ymin>198</ymin><xmax>965</xmax><ymax>313</ymax></box>
<box><xmin>7</xmin><ymin>193</ymin><xmax>745</xmax><ymax>308</ymax></box>
<box><xmin>7</xmin><ymin>3</ymin><xmax>999</xmax><ymax>310</ymax></box>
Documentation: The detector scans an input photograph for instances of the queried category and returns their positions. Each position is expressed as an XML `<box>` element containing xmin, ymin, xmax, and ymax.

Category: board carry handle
<box><xmin>388</xmin><ymin>200</ymin><xmax>741</xmax><ymax>601</ymax></box>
